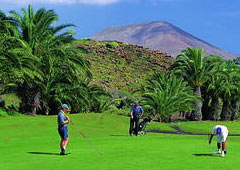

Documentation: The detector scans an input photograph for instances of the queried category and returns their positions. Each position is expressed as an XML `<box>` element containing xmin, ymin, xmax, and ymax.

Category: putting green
<box><xmin>0</xmin><ymin>114</ymin><xmax>240</xmax><ymax>170</ymax></box>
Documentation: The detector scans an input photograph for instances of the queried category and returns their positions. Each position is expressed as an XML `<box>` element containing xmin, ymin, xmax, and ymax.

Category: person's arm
<box><xmin>63</xmin><ymin>112</ymin><xmax>72</xmax><ymax>124</ymax></box>
<box><xmin>59</xmin><ymin>113</ymin><xmax>69</xmax><ymax>125</ymax></box>
<box><xmin>130</xmin><ymin>108</ymin><xmax>133</xmax><ymax>119</ymax></box>
<box><xmin>209</xmin><ymin>127</ymin><xmax>215</xmax><ymax>144</ymax></box>
<box><xmin>140</xmin><ymin>107</ymin><xmax>144</xmax><ymax>117</ymax></box>
<box><xmin>209</xmin><ymin>134</ymin><xmax>214</xmax><ymax>144</ymax></box>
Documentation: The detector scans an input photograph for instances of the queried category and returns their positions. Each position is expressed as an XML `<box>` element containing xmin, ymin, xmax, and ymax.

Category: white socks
<box><xmin>221</xmin><ymin>151</ymin><xmax>225</xmax><ymax>157</ymax></box>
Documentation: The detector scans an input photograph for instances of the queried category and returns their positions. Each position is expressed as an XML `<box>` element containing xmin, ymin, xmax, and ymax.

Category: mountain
<box><xmin>75</xmin><ymin>39</ymin><xmax>173</xmax><ymax>91</ymax></box>
<box><xmin>92</xmin><ymin>21</ymin><xmax>237</xmax><ymax>59</ymax></box>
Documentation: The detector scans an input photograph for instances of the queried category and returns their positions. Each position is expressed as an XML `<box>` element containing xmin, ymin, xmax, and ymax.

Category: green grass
<box><xmin>147</xmin><ymin>121</ymin><xmax>240</xmax><ymax>134</ymax></box>
<box><xmin>1</xmin><ymin>114</ymin><xmax>240</xmax><ymax>170</ymax></box>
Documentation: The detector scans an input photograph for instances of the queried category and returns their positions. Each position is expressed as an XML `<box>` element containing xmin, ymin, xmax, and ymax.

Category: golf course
<box><xmin>1</xmin><ymin>3</ymin><xmax>240</xmax><ymax>170</ymax></box>
<box><xmin>1</xmin><ymin>114</ymin><xmax>240</xmax><ymax>170</ymax></box>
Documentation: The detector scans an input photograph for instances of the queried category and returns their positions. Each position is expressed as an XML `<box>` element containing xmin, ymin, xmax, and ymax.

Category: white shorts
<box><xmin>217</xmin><ymin>133</ymin><xmax>228</xmax><ymax>143</ymax></box>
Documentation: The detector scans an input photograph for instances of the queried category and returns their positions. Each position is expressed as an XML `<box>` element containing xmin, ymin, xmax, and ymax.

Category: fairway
<box><xmin>1</xmin><ymin>114</ymin><xmax>240</xmax><ymax>170</ymax></box>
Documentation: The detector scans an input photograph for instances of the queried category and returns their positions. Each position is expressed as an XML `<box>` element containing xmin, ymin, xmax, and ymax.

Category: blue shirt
<box><xmin>130</xmin><ymin>106</ymin><xmax>143</xmax><ymax>117</ymax></box>
<box><xmin>58</xmin><ymin>111</ymin><xmax>67</xmax><ymax>128</ymax></box>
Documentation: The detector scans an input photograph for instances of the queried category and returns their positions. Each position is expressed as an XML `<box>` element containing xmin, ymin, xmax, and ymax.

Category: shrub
<box><xmin>106</xmin><ymin>42</ymin><xmax>119</xmax><ymax>48</ymax></box>
<box><xmin>117</xmin><ymin>108</ymin><xmax>130</xmax><ymax>116</ymax></box>
<box><xmin>0</xmin><ymin>109</ymin><xmax>8</xmax><ymax>117</ymax></box>
<box><xmin>7</xmin><ymin>109</ymin><xmax>20</xmax><ymax>116</ymax></box>
<box><xmin>141</xmin><ymin>73</ymin><xmax>198</xmax><ymax>122</ymax></box>
<box><xmin>1</xmin><ymin>93</ymin><xmax>20</xmax><ymax>108</ymax></box>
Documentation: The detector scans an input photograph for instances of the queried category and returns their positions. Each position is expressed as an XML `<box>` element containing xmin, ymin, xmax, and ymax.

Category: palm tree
<box><xmin>201</xmin><ymin>56</ymin><xmax>226</xmax><ymax>120</ymax></box>
<box><xmin>219</xmin><ymin>60</ymin><xmax>240</xmax><ymax>120</ymax></box>
<box><xmin>0</xmin><ymin>10</ymin><xmax>16</xmax><ymax>35</ymax></box>
<box><xmin>0</xmin><ymin>10</ymin><xmax>9</xmax><ymax>34</ymax></box>
<box><xmin>141</xmin><ymin>73</ymin><xmax>198</xmax><ymax>122</ymax></box>
<box><xmin>0</xmin><ymin>33</ymin><xmax>41</xmax><ymax>97</ymax></box>
<box><xmin>170</xmin><ymin>48</ymin><xmax>205</xmax><ymax>120</ymax></box>
<box><xmin>170</xmin><ymin>48</ymin><xmax>219</xmax><ymax>120</ymax></box>
<box><xmin>10</xmin><ymin>5</ymin><xmax>74</xmax><ymax>50</ymax></box>
<box><xmin>9</xmin><ymin>5</ymin><xmax>91</xmax><ymax>114</ymax></box>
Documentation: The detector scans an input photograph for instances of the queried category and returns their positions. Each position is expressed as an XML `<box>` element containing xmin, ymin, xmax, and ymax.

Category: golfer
<box><xmin>58</xmin><ymin>104</ymin><xmax>71</xmax><ymax>155</ymax></box>
<box><xmin>129</xmin><ymin>102</ymin><xmax>144</xmax><ymax>136</ymax></box>
<box><xmin>209</xmin><ymin>125</ymin><xmax>228</xmax><ymax>157</ymax></box>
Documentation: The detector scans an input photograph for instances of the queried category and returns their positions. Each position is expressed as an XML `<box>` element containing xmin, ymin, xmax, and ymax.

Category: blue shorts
<box><xmin>58</xmin><ymin>126</ymin><xmax>68</xmax><ymax>139</ymax></box>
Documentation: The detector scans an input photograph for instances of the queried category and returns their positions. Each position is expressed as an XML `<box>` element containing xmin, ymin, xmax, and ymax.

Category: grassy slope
<box><xmin>1</xmin><ymin>114</ymin><xmax>240</xmax><ymax>170</ymax></box>
<box><xmin>74</xmin><ymin>39</ymin><xmax>174</xmax><ymax>91</ymax></box>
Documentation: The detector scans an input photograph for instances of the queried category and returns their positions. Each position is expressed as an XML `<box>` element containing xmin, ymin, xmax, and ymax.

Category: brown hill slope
<box><xmin>92</xmin><ymin>21</ymin><xmax>236</xmax><ymax>59</ymax></box>
<box><xmin>75</xmin><ymin>39</ymin><xmax>173</xmax><ymax>91</ymax></box>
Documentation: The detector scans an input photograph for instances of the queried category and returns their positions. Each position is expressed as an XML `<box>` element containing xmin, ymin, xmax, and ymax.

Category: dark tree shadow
<box><xmin>193</xmin><ymin>153</ymin><xmax>219</xmax><ymax>157</ymax></box>
<box><xmin>27</xmin><ymin>152</ymin><xmax>59</xmax><ymax>155</ymax></box>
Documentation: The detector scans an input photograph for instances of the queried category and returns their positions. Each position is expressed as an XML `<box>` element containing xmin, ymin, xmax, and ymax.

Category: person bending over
<box><xmin>209</xmin><ymin>125</ymin><xmax>228</xmax><ymax>157</ymax></box>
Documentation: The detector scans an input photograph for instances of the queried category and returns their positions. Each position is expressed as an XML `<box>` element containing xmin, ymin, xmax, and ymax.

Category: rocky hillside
<box><xmin>75</xmin><ymin>39</ymin><xmax>174</xmax><ymax>91</ymax></box>
<box><xmin>92</xmin><ymin>21</ymin><xmax>237</xmax><ymax>59</ymax></box>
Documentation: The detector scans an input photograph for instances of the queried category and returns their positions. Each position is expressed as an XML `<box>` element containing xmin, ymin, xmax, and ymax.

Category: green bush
<box><xmin>117</xmin><ymin>108</ymin><xmax>129</xmax><ymax>116</ymax></box>
<box><xmin>102</xmin><ymin>105</ymin><xmax>119</xmax><ymax>114</ymax></box>
<box><xmin>96</xmin><ymin>42</ymin><xmax>104</xmax><ymax>46</ymax></box>
<box><xmin>7</xmin><ymin>109</ymin><xmax>20</xmax><ymax>116</ymax></box>
<box><xmin>0</xmin><ymin>109</ymin><xmax>8</xmax><ymax>117</ymax></box>
<box><xmin>1</xmin><ymin>93</ymin><xmax>20</xmax><ymax>108</ymax></box>
<box><xmin>106</xmin><ymin>42</ymin><xmax>119</xmax><ymax>48</ymax></box>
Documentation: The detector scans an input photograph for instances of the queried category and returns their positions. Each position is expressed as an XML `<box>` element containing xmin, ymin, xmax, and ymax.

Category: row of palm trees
<box><xmin>0</xmin><ymin>5</ymin><xmax>110</xmax><ymax>114</ymax></box>
<box><xmin>140</xmin><ymin>48</ymin><xmax>240</xmax><ymax>121</ymax></box>
<box><xmin>1</xmin><ymin>5</ymin><xmax>239</xmax><ymax>120</ymax></box>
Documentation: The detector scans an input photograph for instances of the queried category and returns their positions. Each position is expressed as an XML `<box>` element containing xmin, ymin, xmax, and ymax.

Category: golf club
<box><xmin>68</xmin><ymin>118</ymin><xmax>103</xmax><ymax>155</ymax></box>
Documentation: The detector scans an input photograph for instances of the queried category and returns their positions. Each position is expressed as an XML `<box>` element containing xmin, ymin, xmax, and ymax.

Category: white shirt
<box><xmin>212</xmin><ymin>125</ymin><xmax>228</xmax><ymax>135</ymax></box>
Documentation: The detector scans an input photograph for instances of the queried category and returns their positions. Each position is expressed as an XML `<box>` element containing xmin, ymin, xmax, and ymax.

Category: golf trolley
<box><xmin>138</xmin><ymin>117</ymin><xmax>152</xmax><ymax>135</ymax></box>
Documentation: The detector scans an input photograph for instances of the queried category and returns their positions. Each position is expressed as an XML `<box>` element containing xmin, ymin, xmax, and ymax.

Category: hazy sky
<box><xmin>1</xmin><ymin>0</ymin><xmax>239</xmax><ymax>54</ymax></box>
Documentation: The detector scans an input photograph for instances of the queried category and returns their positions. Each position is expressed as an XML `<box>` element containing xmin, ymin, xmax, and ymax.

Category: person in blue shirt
<box><xmin>58</xmin><ymin>104</ymin><xmax>71</xmax><ymax>155</ymax></box>
<box><xmin>129</xmin><ymin>102</ymin><xmax>144</xmax><ymax>136</ymax></box>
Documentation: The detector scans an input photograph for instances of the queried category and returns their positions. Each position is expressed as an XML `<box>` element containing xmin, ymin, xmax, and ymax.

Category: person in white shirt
<box><xmin>209</xmin><ymin>125</ymin><xmax>228</xmax><ymax>157</ymax></box>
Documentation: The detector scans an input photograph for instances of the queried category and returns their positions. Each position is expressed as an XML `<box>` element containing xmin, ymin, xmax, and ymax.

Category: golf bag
<box><xmin>138</xmin><ymin>117</ymin><xmax>152</xmax><ymax>135</ymax></box>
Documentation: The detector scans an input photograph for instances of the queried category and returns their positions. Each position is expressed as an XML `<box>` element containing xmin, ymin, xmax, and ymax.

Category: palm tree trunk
<box><xmin>210</xmin><ymin>97</ymin><xmax>219</xmax><ymax>120</ymax></box>
<box><xmin>31</xmin><ymin>92</ymin><xmax>41</xmax><ymax>115</ymax></box>
<box><xmin>201</xmin><ymin>95</ymin><xmax>210</xmax><ymax>120</ymax></box>
<box><xmin>193</xmin><ymin>86</ymin><xmax>202</xmax><ymax>121</ymax></box>
<box><xmin>220</xmin><ymin>99</ymin><xmax>230</xmax><ymax>120</ymax></box>
<box><xmin>230</xmin><ymin>100</ymin><xmax>239</xmax><ymax>120</ymax></box>
<box><xmin>19</xmin><ymin>84</ymin><xmax>41</xmax><ymax>115</ymax></box>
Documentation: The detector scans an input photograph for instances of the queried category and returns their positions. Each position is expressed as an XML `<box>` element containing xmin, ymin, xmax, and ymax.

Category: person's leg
<box><xmin>58</xmin><ymin>128</ymin><xmax>65</xmax><ymax>154</ymax></box>
<box><xmin>63</xmin><ymin>127</ymin><xmax>69</xmax><ymax>152</ymax></box>
<box><xmin>59</xmin><ymin>127</ymin><xmax>69</xmax><ymax>155</ymax></box>
<box><xmin>62</xmin><ymin>138</ymin><xmax>69</xmax><ymax>151</ymax></box>
<box><xmin>60</xmin><ymin>139</ymin><xmax>64</xmax><ymax>152</ymax></box>
<box><xmin>222</xmin><ymin>133</ymin><xmax>227</xmax><ymax>155</ymax></box>
<box><xmin>217</xmin><ymin>143</ymin><xmax>221</xmax><ymax>151</ymax></box>
<box><xmin>129</xmin><ymin>118</ymin><xmax>134</xmax><ymax>135</ymax></box>
<box><xmin>221</xmin><ymin>142</ymin><xmax>226</xmax><ymax>157</ymax></box>
<box><xmin>221</xmin><ymin>134</ymin><xmax>227</xmax><ymax>157</ymax></box>
<box><xmin>60</xmin><ymin>139</ymin><xmax>65</xmax><ymax>153</ymax></box>
<box><xmin>134</xmin><ymin>117</ymin><xmax>139</xmax><ymax>136</ymax></box>
<box><xmin>222</xmin><ymin>142</ymin><xmax>226</xmax><ymax>153</ymax></box>
<box><xmin>216</xmin><ymin>135</ymin><xmax>222</xmax><ymax>153</ymax></box>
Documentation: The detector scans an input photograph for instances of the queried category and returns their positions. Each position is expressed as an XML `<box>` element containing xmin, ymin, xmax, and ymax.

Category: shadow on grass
<box><xmin>109</xmin><ymin>135</ymin><xmax>128</xmax><ymax>137</ymax></box>
<box><xmin>27</xmin><ymin>152</ymin><xmax>59</xmax><ymax>155</ymax></box>
<box><xmin>193</xmin><ymin>153</ymin><xmax>219</xmax><ymax>157</ymax></box>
